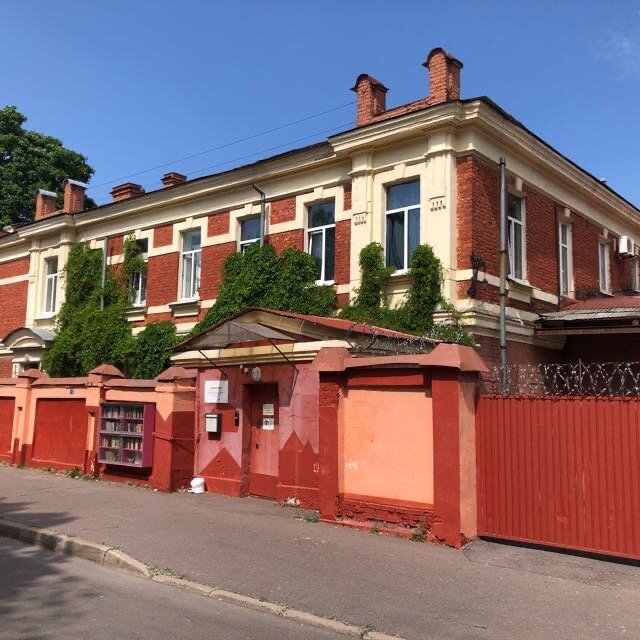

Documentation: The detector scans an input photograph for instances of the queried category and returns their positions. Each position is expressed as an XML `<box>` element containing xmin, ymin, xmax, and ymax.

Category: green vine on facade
<box><xmin>42</xmin><ymin>237</ymin><xmax>175</xmax><ymax>378</ymax></box>
<box><xmin>191</xmin><ymin>243</ymin><xmax>336</xmax><ymax>335</ymax></box>
<box><xmin>339</xmin><ymin>242</ymin><xmax>474</xmax><ymax>345</ymax></box>
<box><xmin>44</xmin><ymin>236</ymin><xmax>472</xmax><ymax>377</ymax></box>
<box><xmin>121</xmin><ymin>235</ymin><xmax>147</xmax><ymax>305</ymax></box>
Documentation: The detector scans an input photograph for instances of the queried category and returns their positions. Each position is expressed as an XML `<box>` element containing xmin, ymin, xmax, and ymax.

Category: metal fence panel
<box><xmin>476</xmin><ymin>395</ymin><xmax>640</xmax><ymax>559</ymax></box>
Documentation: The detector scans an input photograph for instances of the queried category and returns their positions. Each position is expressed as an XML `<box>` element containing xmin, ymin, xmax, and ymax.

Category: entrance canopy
<box><xmin>173</xmin><ymin>308</ymin><xmax>434</xmax><ymax>368</ymax></box>
<box><xmin>175</xmin><ymin>320</ymin><xmax>295</xmax><ymax>351</ymax></box>
<box><xmin>537</xmin><ymin>295</ymin><xmax>640</xmax><ymax>335</ymax></box>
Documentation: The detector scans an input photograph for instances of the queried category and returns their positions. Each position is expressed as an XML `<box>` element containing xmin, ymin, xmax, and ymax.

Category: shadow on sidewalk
<box><xmin>0</xmin><ymin>495</ymin><xmax>77</xmax><ymax>530</ymax></box>
<box><xmin>0</xmin><ymin>500</ymin><xmax>100</xmax><ymax>638</ymax></box>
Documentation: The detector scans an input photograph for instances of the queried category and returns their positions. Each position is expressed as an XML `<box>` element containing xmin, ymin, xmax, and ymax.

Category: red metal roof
<box><xmin>260</xmin><ymin>308</ymin><xmax>416</xmax><ymax>340</ymax></box>
<box><xmin>561</xmin><ymin>295</ymin><xmax>640</xmax><ymax>311</ymax></box>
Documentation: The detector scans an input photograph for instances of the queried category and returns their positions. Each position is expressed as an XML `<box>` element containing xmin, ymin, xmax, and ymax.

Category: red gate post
<box><xmin>431</xmin><ymin>367</ymin><xmax>479</xmax><ymax>547</ymax></box>
<box><xmin>14</xmin><ymin>369</ymin><xmax>46</xmax><ymax>465</ymax></box>
<box><xmin>87</xmin><ymin>365</ymin><xmax>124</xmax><ymax>475</ymax></box>
<box><xmin>150</xmin><ymin>367</ymin><xmax>197</xmax><ymax>492</ymax></box>
<box><xmin>315</xmin><ymin>348</ymin><xmax>349</xmax><ymax>521</ymax></box>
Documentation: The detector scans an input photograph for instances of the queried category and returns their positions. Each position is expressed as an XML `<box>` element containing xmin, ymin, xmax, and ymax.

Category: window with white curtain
<box><xmin>599</xmin><ymin>241</ymin><xmax>610</xmax><ymax>294</ymax></box>
<box><xmin>559</xmin><ymin>223</ymin><xmax>572</xmax><ymax>296</ymax></box>
<box><xmin>180</xmin><ymin>230</ymin><xmax>201</xmax><ymax>300</ymax></box>
<box><xmin>131</xmin><ymin>239</ymin><xmax>148</xmax><ymax>306</ymax></box>
<box><xmin>43</xmin><ymin>257</ymin><xmax>58</xmax><ymax>315</ymax></box>
<box><xmin>632</xmin><ymin>255</ymin><xmax>640</xmax><ymax>293</ymax></box>
<box><xmin>507</xmin><ymin>194</ymin><xmax>525</xmax><ymax>280</ymax></box>
<box><xmin>307</xmin><ymin>201</ymin><xmax>335</xmax><ymax>283</ymax></box>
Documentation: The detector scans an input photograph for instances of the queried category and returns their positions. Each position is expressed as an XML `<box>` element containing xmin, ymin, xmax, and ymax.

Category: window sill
<box><xmin>507</xmin><ymin>278</ymin><xmax>533</xmax><ymax>303</ymax></box>
<box><xmin>124</xmin><ymin>306</ymin><xmax>147</xmax><ymax>322</ymax></box>
<box><xmin>599</xmin><ymin>290</ymin><xmax>614</xmax><ymax>297</ymax></box>
<box><xmin>315</xmin><ymin>280</ymin><xmax>335</xmax><ymax>286</ymax></box>
<box><xmin>387</xmin><ymin>270</ymin><xmax>412</xmax><ymax>287</ymax></box>
<box><xmin>34</xmin><ymin>313</ymin><xmax>56</xmax><ymax>321</ymax></box>
<box><xmin>169</xmin><ymin>299</ymin><xmax>201</xmax><ymax>318</ymax></box>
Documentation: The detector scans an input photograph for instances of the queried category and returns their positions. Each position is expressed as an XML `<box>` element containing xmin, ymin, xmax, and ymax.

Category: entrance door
<box><xmin>248</xmin><ymin>384</ymin><xmax>279</xmax><ymax>499</ymax></box>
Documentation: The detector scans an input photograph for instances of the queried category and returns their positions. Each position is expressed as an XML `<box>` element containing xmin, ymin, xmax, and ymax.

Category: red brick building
<box><xmin>0</xmin><ymin>47</ymin><xmax>638</xmax><ymax>375</ymax></box>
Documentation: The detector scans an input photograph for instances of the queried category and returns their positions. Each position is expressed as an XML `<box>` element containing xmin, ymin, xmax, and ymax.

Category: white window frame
<box><xmin>558</xmin><ymin>222</ymin><xmax>573</xmax><ymax>297</ymax></box>
<box><xmin>131</xmin><ymin>239</ymin><xmax>148</xmax><ymax>307</ymax></box>
<box><xmin>507</xmin><ymin>193</ymin><xmax>526</xmax><ymax>282</ymax></box>
<box><xmin>632</xmin><ymin>254</ymin><xmax>640</xmax><ymax>293</ymax></box>
<box><xmin>180</xmin><ymin>230</ymin><xmax>201</xmax><ymax>301</ymax></box>
<box><xmin>43</xmin><ymin>257</ymin><xmax>58</xmax><ymax>316</ymax></box>
<box><xmin>239</xmin><ymin>216</ymin><xmax>261</xmax><ymax>253</ymax></box>
<box><xmin>599</xmin><ymin>240</ymin><xmax>611</xmax><ymax>294</ymax></box>
<box><xmin>307</xmin><ymin>201</ymin><xmax>335</xmax><ymax>284</ymax></box>
<box><xmin>384</xmin><ymin>181</ymin><xmax>420</xmax><ymax>273</ymax></box>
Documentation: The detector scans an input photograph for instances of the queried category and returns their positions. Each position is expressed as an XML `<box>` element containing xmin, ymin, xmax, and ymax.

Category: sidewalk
<box><xmin>0</xmin><ymin>465</ymin><xmax>638</xmax><ymax>640</ymax></box>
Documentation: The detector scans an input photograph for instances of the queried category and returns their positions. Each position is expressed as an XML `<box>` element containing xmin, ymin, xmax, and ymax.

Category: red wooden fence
<box><xmin>477</xmin><ymin>396</ymin><xmax>640</xmax><ymax>560</ymax></box>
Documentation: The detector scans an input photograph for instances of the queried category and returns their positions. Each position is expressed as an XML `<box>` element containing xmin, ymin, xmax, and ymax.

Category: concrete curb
<box><xmin>0</xmin><ymin>518</ymin><xmax>151</xmax><ymax>578</ymax></box>
<box><xmin>0</xmin><ymin>517</ymin><xmax>403</xmax><ymax>639</ymax></box>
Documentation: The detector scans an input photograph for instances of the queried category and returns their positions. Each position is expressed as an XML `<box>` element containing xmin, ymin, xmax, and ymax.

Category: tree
<box><xmin>191</xmin><ymin>243</ymin><xmax>337</xmax><ymax>335</ymax></box>
<box><xmin>0</xmin><ymin>105</ymin><xmax>95</xmax><ymax>225</ymax></box>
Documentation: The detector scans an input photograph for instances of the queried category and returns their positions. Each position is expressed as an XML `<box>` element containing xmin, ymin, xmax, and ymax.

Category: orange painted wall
<box><xmin>338</xmin><ymin>387</ymin><xmax>434</xmax><ymax>504</ymax></box>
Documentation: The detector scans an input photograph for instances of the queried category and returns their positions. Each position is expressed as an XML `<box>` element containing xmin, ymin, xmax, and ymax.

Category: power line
<box><xmin>184</xmin><ymin>122</ymin><xmax>353</xmax><ymax>181</ymax></box>
<box><xmin>86</xmin><ymin>101</ymin><xmax>356</xmax><ymax>192</ymax></box>
<box><xmin>93</xmin><ymin>121</ymin><xmax>354</xmax><ymax>204</ymax></box>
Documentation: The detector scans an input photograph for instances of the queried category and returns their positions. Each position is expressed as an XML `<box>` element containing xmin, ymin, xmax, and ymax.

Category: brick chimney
<box><xmin>35</xmin><ymin>189</ymin><xmax>58</xmax><ymax>221</ymax></box>
<box><xmin>63</xmin><ymin>179</ymin><xmax>87</xmax><ymax>213</ymax></box>
<box><xmin>424</xmin><ymin>48</ymin><xmax>463</xmax><ymax>104</ymax></box>
<box><xmin>351</xmin><ymin>74</ymin><xmax>389</xmax><ymax>126</ymax></box>
<box><xmin>161</xmin><ymin>172</ymin><xmax>187</xmax><ymax>188</ymax></box>
<box><xmin>111</xmin><ymin>183</ymin><xmax>145</xmax><ymax>202</ymax></box>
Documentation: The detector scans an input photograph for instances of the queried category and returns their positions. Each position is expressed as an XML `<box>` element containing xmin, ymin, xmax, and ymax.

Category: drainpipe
<box><xmin>252</xmin><ymin>184</ymin><xmax>266</xmax><ymax>247</ymax></box>
<box><xmin>499</xmin><ymin>158</ymin><xmax>507</xmax><ymax>392</ymax></box>
<box><xmin>100</xmin><ymin>237</ymin><xmax>108</xmax><ymax>310</ymax></box>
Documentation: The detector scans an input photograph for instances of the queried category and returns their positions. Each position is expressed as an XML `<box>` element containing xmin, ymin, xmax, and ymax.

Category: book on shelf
<box><xmin>101</xmin><ymin>449</ymin><xmax>120</xmax><ymax>463</ymax></box>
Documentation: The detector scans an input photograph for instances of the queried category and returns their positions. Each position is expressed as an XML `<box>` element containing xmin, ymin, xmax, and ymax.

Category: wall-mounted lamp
<box><xmin>467</xmin><ymin>252</ymin><xmax>487</xmax><ymax>298</ymax></box>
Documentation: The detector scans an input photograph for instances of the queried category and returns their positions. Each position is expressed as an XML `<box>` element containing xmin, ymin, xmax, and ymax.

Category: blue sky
<box><xmin>1</xmin><ymin>1</ymin><xmax>639</xmax><ymax>206</ymax></box>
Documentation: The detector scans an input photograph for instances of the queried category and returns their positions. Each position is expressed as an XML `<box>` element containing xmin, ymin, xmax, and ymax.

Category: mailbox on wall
<box><xmin>205</xmin><ymin>413</ymin><xmax>222</xmax><ymax>433</ymax></box>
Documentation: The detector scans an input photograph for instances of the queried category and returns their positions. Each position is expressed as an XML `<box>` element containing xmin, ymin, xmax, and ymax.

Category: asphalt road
<box><xmin>2</xmin><ymin>466</ymin><xmax>640</xmax><ymax>639</ymax></box>
<box><xmin>0</xmin><ymin>537</ymin><xmax>346</xmax><ymax>640</ymax></box>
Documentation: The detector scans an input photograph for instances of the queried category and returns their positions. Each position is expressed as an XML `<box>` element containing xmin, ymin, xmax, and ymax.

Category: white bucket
<box><xmin>190</xmin><ymin>477</ymin><xmax>205</xmax><ymax>494</ymax></box>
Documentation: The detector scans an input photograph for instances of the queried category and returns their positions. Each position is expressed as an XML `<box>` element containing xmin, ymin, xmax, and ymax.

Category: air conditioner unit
<box><xmin>619</xmin><ymin>236</ymin><xmax>635</xmax><ymax>256</ymax></box>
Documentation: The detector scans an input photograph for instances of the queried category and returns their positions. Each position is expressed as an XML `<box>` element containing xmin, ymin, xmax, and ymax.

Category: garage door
<box><xmin>31</xmin><ymin>399</ymin><xmax>88</xmax><ymax>471</ymax></box>
<box><xmin>0</xmin><ymin>398</ymin><xmax>15</xmax><ymax>461</ymax></box>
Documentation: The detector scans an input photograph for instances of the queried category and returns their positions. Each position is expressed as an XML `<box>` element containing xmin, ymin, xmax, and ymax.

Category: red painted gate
<box><xmin>0</xmin><ymin>398</ymin><xmax>15</xmax><ymax>462</ymax></box>
<box><xmin>477</xmin><ymin>396</ymin><xmax>640</xmax><ymax>560</ymax></box>
<box><xmin>30</xmin><ymin>399</ymin><xmax>89</xmax><ymax>471</ymax></box>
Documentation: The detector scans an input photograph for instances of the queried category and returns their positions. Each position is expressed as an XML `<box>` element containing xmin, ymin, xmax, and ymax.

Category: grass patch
<box><xmin>410</xmin><ymin>521</ymin><xmax>428</xmax><ymax>543</ymax></box>
<box><xmin>150</xmin><ymin>565</ymin><xmax>183</xmax><ymax>579</ymax></box>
